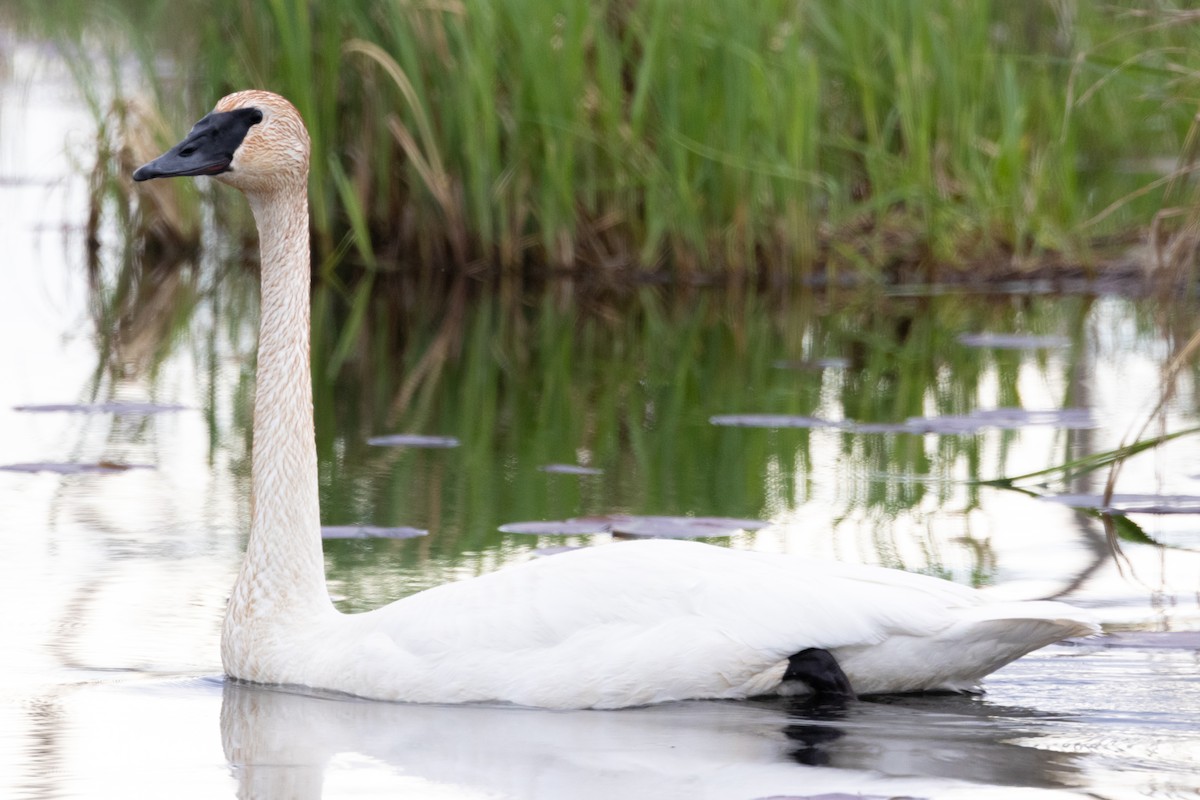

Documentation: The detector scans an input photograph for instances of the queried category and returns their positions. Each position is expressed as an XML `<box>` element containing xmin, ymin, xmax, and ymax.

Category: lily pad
<box><xmin>840</xmin><ymin>421</ymin><xmax>917</xmax><ymax>434</ymax></box>
<box><xmin>367</xmin><ymin>434</ymin><xmax>460</xmax><ymax>448</ymax></box>
<box><xmin>684</xmin><ymin>515</ymin><xmax>769</xmax><ymax>530</ymax></box>
<box><xmin>539</xmin><ymin>464</ymin><xmax>604</xmax><ymax>475</ymax></box>
<box><xmin>1039</xmin><ymin>493</ymin><xmax>1200</xmax><ymax>515</ymax></box>
<box><xmin>904</xmin><ymin>408</ymin><xmax>1095</xmax><ymax>433</ymax></box>
<box><xmin>13</xmin><ymin>402</ymin><xmax>188</xmax><ymax>415</ymax></box>
<box><xmin>501</xmin><ymin>514</ymin><xmax>768</xmax><ymax>539</ymax></box>
<box><xmin>1082</xmin><ymin>631</ymin><xmax>1200</xmax><ymax>650</ymax></box>
<box><xmin>320</xmin><ymin>525</ymin><xmax>428</xmax><ymax>540</ymax></box>
<box><xmin>971</xmin><ymin>408</ymin><xmax>1094</xmax><ymax>427</ymax></box>
<box><xmin>957</xmin><ymin>332</ymin><xmax>1070</xmax><ymax>349</ymax></box>
<box><xmin>712</xmin><ymin>408</ymin><xmax>1093</xmax><ymax>434</ymax></box>
<box><xmin>709</xmin><ymin>414</ymin><xmax>837</xmax><ymax>429</ymax></box>
<box><xmin>0</xmin><ymin>462</ymin><xmax>152</xmax><ymax>474</ymax></box>
<box><xmin>610</xmin><ymin>516</ymin><xmax>766</xmax><ymax>538</ymax></box>
<box><xmin>499</xmin><ymin>520</ymin><xmax>612</xmax><ymax>536</ymax></box>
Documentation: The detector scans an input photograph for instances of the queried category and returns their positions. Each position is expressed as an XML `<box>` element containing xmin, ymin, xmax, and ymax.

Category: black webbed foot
<box><xmin>784</xmin><ymin>648</ymin><xmax>855</xmax><ymax>698</ymax></box>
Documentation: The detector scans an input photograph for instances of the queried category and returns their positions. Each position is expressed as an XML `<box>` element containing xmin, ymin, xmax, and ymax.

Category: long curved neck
<box><xmin>229</xmin><ymin>183</ymin><xmax>332</xmax><ymax>626</ymax></box>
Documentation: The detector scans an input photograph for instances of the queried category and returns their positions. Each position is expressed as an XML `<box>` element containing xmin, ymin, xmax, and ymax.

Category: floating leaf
<box><xmin>1106</xmin><ymin>515</ymin><xmax>1156</xmax><ymax>545</ymax></box>
<box><xmin>957</xmin><ymin>333</ymin><xmax>1070</xmax><ymax>349</ymax></box>
<box><xmin>13</xmin><ymin>402</ymin><xmax>188</xmax><ymax>414</ymax></box>
<box><xmin>840</xmin><ymin>422</ymin><xmax>915</xmax><ymax>434</ymax></box>
<box><xmin>588</xmin><ymin>513</ymin><xmax>768</xmax><ymax>537</ymax></box>
<box><xmin>501</xmin><ymin>515</ymin><xmax>768</xmax><ymax>539</ymax></box>
<box><xmin>712</xmin><ymin>408</ymin><xmax>1093</xmax><ymax>433</ymax></box>
<box><xmin>499</xmin><ymin>520</ymin><xmax>611</xmax><ymax>535</ymax></box>
<box><xmin>710</xmin><ymin>414</ymin><xmax>837</xmax><ymax>429</ymax></box>
<box><xmin>539</xmin><ymin>464</ymin><xmax>604</xmax><ymax>475</ymax></box>
<box><xmin>367</xmin><ymin>434</ymin><xmax>460</xmax><ymax>448</ymax></box>
<box><xmin>320</xmin><ymin>525</ymin><xmax>428</xmax><ymax>540</ymax></box>
<box><xmin>1085</xmin><ymin>631</ymin><xmax>1200</xmax><ymax>650</ymax></box>
<box><xmin>0</xmin><ymin>462</ymin><xmax>152</xmax><ymax>474</ymax></box>
<box><xmin>969</xmin><ymin>408</ymin><xmax>1095</xmax><ymax>427</ymax></box>
<box><xmin>1039</xmin><ymin>494</ymin><xmax>1200</xmax><ymax>515</ymax></box>
<box><xmin>684</xmin><ymin>516</ymin><xmax>769</xmax><ymax>530</ymax></box>
<box><xmin>904</xmin><ymin>408</ymin><xmax>1095</xmax><ymax>433</ymax></box>
<box><xmin>610</xmin><ymin>516</ymin><xmax>765</xmax><ymax>538</ymax></box>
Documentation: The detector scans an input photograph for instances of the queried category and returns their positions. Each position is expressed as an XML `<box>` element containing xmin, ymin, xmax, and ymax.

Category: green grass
<box><xmin>13</xmin><ymin>0</ymin><xmax>1200</xmax><ymax>281</ymax></box>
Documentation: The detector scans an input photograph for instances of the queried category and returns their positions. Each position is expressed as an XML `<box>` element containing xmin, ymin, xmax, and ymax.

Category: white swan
<box><xmin>133</xmin><ymin>90</ymin><xmax>1099</xmax><ymax>709</ymax></box>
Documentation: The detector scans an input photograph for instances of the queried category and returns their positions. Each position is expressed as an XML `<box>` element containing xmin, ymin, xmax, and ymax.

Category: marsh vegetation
<box><xmin>13</xmin><ymin>0</ymin><xmax>1200</xmax><ymax>285</ymax></box>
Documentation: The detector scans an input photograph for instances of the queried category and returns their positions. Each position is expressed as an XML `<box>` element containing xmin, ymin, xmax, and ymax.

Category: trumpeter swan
<box><xmin>133</xmin><ymin>91</ymin><xmax>1099</xmax><ymax>709</ymax></box>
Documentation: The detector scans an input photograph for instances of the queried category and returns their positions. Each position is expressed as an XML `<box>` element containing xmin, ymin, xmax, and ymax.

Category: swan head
<box><xmin>133</xmin><ymin>90</ymin><xmax>310</xmax><ymax>195</ymax></box>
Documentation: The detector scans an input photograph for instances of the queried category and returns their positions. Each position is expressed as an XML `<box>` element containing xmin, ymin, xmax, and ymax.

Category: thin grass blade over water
<box><xmin>981</xmin><ymin>427</ymin><xmax>1200</xmax><ymax>489</ymax></box>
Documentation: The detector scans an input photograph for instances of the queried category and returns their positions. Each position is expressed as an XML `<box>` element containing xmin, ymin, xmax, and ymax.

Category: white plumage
<box><xmin>258</xmin><ymin>539</ymin><xmax>1097</xmax><ymax>708</ymax></box>
<box><xmin>134</xmin><ymin>90</ymin><xmax>1099</xmax><ymax>710</ymax></box>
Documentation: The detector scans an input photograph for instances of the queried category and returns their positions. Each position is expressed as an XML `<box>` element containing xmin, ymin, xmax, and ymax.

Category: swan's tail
<box><xmin>951</xmin><ymin>600</ymin><xmax>1101</xmax><ymax>641</ymax></box>
<box><xmin>835</xmin><ymin>600</ymin><xmax>1100</xmax><ymax>695</ymax></box>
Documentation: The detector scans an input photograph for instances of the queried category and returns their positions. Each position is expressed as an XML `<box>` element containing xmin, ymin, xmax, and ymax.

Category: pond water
<box><xmin>2</xmin><ymin>26</ymin><xmax>1200</xmax><ymax>800</ymax></box>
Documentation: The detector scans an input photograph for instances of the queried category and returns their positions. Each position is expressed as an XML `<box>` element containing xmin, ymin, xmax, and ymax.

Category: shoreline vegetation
<box><xmin>12</xmin><ymin>0</ymin><xmax>1200</xmax><ymax>285</ymax></box>
<box><xmin>7</xmin><ymin>2</ymin><xmax>1200</xmax><ymax>559</ymax></box>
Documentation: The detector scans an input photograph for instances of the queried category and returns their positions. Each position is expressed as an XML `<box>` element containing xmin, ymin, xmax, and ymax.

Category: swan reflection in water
<box><xmin>219</xmin><ymin>679</ymin><xmax>1082</xmax><ymax>800</ymax></box>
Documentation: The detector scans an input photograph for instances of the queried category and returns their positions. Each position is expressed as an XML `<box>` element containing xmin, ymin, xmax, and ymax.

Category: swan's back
<box><xmin>307</xmin><ymin>540</ymin><xmax>1097</xmax><ymax>708</ymax></box>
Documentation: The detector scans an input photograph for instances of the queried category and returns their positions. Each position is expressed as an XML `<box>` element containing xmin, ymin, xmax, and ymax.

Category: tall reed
<box><xmin>17</xmin><ymin>0</ymin><xmax>1200</xmax><ymax>280</ymax></box>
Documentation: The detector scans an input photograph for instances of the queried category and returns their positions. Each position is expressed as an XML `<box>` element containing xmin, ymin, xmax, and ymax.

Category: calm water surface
<box><xmin>2</xmin><ymin>27</ymin><xmax>1200</xmax><ymax>800</ymax></box>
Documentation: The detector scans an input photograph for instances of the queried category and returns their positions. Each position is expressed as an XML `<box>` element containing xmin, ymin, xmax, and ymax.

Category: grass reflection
<box><xmin>76</xmin><ymin>237</ymin><xmax>1200</xmax><ymax>603</ymax></box>
<box><xmin>216</xmin><ymin>273</ymin><xmax>1103</xmax><ymax>518</ymax></box>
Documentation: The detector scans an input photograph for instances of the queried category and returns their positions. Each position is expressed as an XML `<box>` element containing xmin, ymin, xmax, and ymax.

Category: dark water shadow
<box><xmin>774</xmin><ymin>692</ymin><xmax>1078</xmax><ymax>787</ymax></box>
